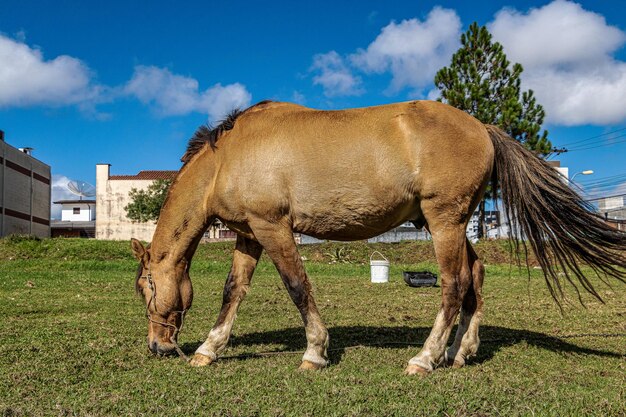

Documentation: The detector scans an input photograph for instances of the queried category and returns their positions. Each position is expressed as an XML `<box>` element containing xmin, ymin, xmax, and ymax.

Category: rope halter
<box><xmin>139</xmin><ymin>267</ymin><xmax>190</xmax><ymax>362</ymax></box>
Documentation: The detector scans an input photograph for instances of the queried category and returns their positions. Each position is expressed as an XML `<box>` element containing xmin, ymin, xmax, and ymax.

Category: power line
<box><xmin>579</xmin><ymin>172</ymin><xmax>626</xmax><ymax>184</ymax></box>
<box><xmin>580</xmin><ymin>180</ymin><xmax>626</xmax><ymax>190</ymax></box>
<box><xmin>582</xmin><ymin>184</ymin><xmax>626</xmax><ymax>193</ymax></box>
<box><xmin>559</xmin><ymin>127</ymin><xmax>626</xmax><ymax>147</ymax></box>
<box><xmin>584</xmin><ymin>193</ymin><xmax>626</xmax><ymax>202</ymax></box>
<box><xmin>576</xmin><ymin>173</ymin><xmax>626</xmax><ymax>192</ymax></box>
<box><xmin>566</xmin><ymin>133</ymin><xmax>626</xmax><ymax>151</ymax></box>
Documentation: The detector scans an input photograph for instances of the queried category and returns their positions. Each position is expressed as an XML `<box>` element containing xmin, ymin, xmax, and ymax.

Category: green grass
<box><xmin>0</xmin><ymin>238</ymin><xmax>624</xmax><ymax>416</ymax></box>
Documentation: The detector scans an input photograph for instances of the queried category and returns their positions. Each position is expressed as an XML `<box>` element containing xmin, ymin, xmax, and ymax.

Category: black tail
<box><xmin>487</xmin><ymin>125</ymin><xmax>626</xmax><ymax>303</ymax></box>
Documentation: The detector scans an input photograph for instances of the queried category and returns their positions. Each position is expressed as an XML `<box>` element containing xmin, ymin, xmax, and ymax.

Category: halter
<box><xmin>140</xmin><ymin>266</ymin><xmax>190</xmax><ymax>362</ymax></box>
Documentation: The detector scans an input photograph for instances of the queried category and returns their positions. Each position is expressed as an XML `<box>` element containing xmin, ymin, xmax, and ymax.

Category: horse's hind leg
<box><xmin>249</xmin><ymin>220</ymin><xmax>329</xmax><ymax>370</ymax></box>
<box><xmin>190</xmin><ymin>235</ymin><xmax>263</xmax><ymax>367</ymax></box>
<box><xmin>405</xmin><ymin>223</ymin><xmax>473</xmax><ymax>375</ymax></box>
<box><xmin>445</xmin><ymin>240</ymin><xmax>485</xmax><ymax>368</ymax></box>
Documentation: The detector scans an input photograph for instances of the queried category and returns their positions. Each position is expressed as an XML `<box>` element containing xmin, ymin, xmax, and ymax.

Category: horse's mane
<box><xmin>181</xmin><ymin>100</ymin><xmax>273</xmax><ymax>164</ymax></box>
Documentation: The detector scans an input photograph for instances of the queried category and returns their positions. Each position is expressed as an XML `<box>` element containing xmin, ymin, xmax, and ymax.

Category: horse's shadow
<box><xmin>181</xmin><ymin>325</ymin><xmax>623</xmax><ymax>365</ymax></box>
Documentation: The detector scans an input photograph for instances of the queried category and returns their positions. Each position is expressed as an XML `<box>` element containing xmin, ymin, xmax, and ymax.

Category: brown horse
<box><xmin>131</xmin><ymin>100</ymin><xmax>625</xmax><ymax>375</ymax></box>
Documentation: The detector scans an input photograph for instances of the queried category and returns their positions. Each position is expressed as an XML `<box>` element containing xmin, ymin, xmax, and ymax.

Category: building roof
<box><xmin>53</xmin><ymin>199</ymin><xmax>96</xmax><ymax>204</ymax></box>
<box><xmin>109</xmin><ymin>170</ymin><xmax>178</xmax><ymax>181</ymax></box>
<box><xmin>0</xmin><ymin>130</ymin><xmax>51</xmax><ymax>169</ymax></box>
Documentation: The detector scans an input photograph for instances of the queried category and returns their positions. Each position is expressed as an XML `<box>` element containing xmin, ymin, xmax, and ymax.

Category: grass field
<box><xmin>0</xmin><ymin>237</ymin><xmax>624</xmax><ymax>416</ymax></box>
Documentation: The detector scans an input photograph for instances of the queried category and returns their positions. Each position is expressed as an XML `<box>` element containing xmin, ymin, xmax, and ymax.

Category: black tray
<box><xmin>403</xmin><ymin>271</ymin><xmax>438</xmax><ymax>287</ymax></box>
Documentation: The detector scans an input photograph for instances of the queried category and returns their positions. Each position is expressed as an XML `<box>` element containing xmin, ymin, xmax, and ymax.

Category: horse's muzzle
<box><xmin>148</xmin><ymin>340</ymin><xmax>177</xmax><ymax>356</ymax></box>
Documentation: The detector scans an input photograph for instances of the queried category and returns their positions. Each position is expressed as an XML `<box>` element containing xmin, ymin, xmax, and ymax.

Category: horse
<box><xmin>131</xmin><ymin>100</ymin><xmax>625</xmax><ymax>375</ymax></box>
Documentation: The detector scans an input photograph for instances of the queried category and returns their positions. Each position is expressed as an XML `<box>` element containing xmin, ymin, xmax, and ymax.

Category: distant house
<box><xmin>51</xmin><ymin>199</ymin><xmax>96</xmax><ymax>238</ymax></box>
<box><xmin>0</xmin><ymin>130</ymin><xmax>51</xmax><ymax>238</ymax></box>
<box><xmin>95</xmin><ymin>164</ymin><xmax>177</xmax><ymax>241</ymax></box>
<box><xmin>95</xmin><ymin>164</ymin><xmax>236</xmax><ymax>242</ymax></box>
<box><xmin>597</xmin><ymin>195</ymin><xmax>626</xmax><ymax>231</ymax></box>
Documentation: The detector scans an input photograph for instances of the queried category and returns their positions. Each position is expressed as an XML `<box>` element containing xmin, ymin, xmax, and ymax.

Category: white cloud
<box><xmin>350</xmin><ymin>7</ymin><xmax>461</xmax><ymax>93</ymax></box>
<box><xmin>292</xmin><ymin>91</ymin><xmax>306</xmax><ymax>104</ymax></box>
<box><xmin>124</xmin><ymin>66</ymin><xmax>252</xmax><ymax>120</ymax></box>
<box><xmin>0</xmin><ymin>33</ymin><xmax>100</xmax><ymax>107</ymax></box>
<box><xmin>489</xmin><ymin>0</ymin><xmax>626</xmax><ymax>125</ymax></box>
<box><xmin>0</xmin><ymin>34</ymin><xmax>251</xmax><ymax>119</ymax></box>
<box><xmin>311</xmin><ymin>51</ymin><xmax>363</xmax><ymax>97</ymax></box>
<box><xmin>523</xmin><ymin>64</ymin><xmax>626</xmax><ymax>125</ymax></box>
<box><xmin>201</xmin><ymin>83</ymin><xmax>253</xmax><ymax>121</ymax></box>
<box><xmin>490</xmin><ymin>1</ymin><xmax>624</xmax><ymax>70</ymax></box>
<box><xmin>426</xmin><ymin>88</ymin><xmax>441</xmax><ymax>101</ymax></box>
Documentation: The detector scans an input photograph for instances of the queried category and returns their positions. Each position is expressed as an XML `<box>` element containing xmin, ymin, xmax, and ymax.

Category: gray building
<box><xmin>597</xmin><ymin>195</ymin><xmax>626</xmax><ymax>219</ymax></box>
<box><xmin>597</xmin><ymin>195</ymin><xmax>626</xmax><ymax>231</ymax></box>
<box><xmin>0</xmin><ymin>130</ymin><xmax>51</xmax><ymax>237</ymax></box>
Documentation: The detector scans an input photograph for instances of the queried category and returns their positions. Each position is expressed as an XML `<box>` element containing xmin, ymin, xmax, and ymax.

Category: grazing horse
<box><xmin>131</xmin><ymin>100</ymin><xmax>625</xmax><ymax>375</ymax></box>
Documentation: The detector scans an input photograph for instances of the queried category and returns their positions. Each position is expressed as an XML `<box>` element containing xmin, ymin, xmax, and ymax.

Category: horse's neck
<box><xmin>150</xmin><ymin>155</ymin><xmax>215</xmax><ymax>263</ymax></box>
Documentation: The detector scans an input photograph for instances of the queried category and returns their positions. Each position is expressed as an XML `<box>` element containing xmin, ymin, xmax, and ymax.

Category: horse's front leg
<box><xmin>249</xmin><ymin>219</ymin><xmax>329</xmax><ymax>370</ymax></box>
<box><xmin>190</xmin><ymin>235</ymin><xmax>262</xmax><ymax>366</ymax></box>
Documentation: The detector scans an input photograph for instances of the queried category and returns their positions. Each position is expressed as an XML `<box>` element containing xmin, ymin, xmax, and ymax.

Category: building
<box><xmin>96</xmin><ymin>164</ymin><xmax>177</xmax><ymax>241</ymax></box>
<box><xmin>96</xmin><ymin>164</ymin><xmax>237</xmax><ymax>242</ymax></box>
<box><xmin>0</xmin><ymin>130</ymin><xmax>51</xmax><ymax>238</ymax></box>
<box><xmin>466</xmin><ymin>210</ymin><xmax>509</xmax><ymax>240</ymax></box>
<box><xmin>300</xmin><ymin>222</ymin><xmax>431</xmax><ymax>245</ymax></box>
<box><xmin>203</xmin><ymin>220</ymin><xmax>237</xmax><ymax>241</ymax></box>
<box><xmin>367</xmin><ymin>222</ymin><xmax>431</xmax><ymax>243</ymax></box>
<box><xmin>51</xmin><ymin>199</ymin><xmax>96</xmax><ymax>238</ymax></box>
<box><xmin>598</xmin><ymin>195</ymin><xmax>626</xmax><ymax>217</ymax></box>
<box><xmin>548</xmin><ymin>160</ymin><xmax>569</xmax><ymax>183</ymax></box>
<box><xmin>597</xmin><ymin>195</ymin><xmax>626</xmax><ymax>231</ymax></box>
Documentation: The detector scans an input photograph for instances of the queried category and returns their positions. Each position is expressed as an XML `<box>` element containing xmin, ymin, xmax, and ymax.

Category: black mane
<box><xmin>181</xmin><ymin>100</ymin><xmax>273</xmax><ymax>164</ymax></box>
<box><xmin>181</xmin><ymin>109</ymin><xmax>243</xmax><ymax>164</ymax></box>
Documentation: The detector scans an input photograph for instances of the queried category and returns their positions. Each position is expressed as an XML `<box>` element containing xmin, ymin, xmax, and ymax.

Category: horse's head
<box><xmin>131</xmin><ymin>238</ymin><xmax>193</xmax><ymax>356</ymax></box>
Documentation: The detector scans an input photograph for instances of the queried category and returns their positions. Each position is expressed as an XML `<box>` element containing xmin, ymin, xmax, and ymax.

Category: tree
<box><xmin>124</xmin><ymin>179</ymin><xmax>172</xmax><ymax>223</ymax></box>
<box><xmin>434</xmin><ymin>22</ymin><xmax>551</xmax><ymax>238</ymax></box>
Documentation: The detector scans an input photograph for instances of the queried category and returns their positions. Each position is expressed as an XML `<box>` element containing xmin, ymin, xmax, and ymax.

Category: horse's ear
<box><xmin>131</xmin><ymin>238</ymin><xmax>147</xmax><ymax>261</ymax></box>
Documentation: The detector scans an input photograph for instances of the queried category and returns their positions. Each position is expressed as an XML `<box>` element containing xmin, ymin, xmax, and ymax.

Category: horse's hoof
<box><xmin>446</xmin><ymin>356</ymin><xmax>464</xmax><ymax>368</ymax></box>
<box><xmin>451</xmin><ymin>359</ymin><xmax>465</xmax><ymax>369</ymax></box>
<box><xmin>298</xmin><ymin>360</ymin><xmax>325</xmax><ymax>371</ymax></box>
<box><xmin>189</xmin><ymin>353</ymin><xmax>213</xmax><ymax>367</ymax></box>
<box><xmin>404</xmin><ymin>364</ymin><xmax>431</xmax><ymax>376</ymax></box>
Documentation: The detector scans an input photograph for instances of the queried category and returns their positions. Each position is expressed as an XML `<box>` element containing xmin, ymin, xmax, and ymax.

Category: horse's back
<box><xmin>213</xmin><ymin>101</ymin><xmax>494</xmax><ymax>239</ymax></box>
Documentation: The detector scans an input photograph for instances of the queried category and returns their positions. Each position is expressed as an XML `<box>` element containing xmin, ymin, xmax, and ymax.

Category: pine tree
<box><xmin>434</xmin><ymin>22</ymin><xmax>551</xmax><ymax>238</ymax></box>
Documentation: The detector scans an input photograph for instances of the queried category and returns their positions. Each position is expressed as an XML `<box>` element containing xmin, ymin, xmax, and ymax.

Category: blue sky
<box><xmin>1</xmin><ymin>0</ymin><xmax>625</xmax><ymax>215</ymax></box>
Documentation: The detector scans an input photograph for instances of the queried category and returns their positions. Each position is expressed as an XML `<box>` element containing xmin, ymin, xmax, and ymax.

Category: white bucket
<box><xmin>370</xmin><ymin>251</ymin><xmax>390</xmax><ymax>283</ymax></box>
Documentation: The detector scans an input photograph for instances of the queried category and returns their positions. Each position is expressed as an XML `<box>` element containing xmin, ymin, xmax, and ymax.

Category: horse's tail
<box><xmin>486</xmin><ymin>124</ymin><xmax>626</xmax><ymax>303</ymax></box>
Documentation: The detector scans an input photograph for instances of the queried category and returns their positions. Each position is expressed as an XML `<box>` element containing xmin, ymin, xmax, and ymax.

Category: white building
<box><xmin>58</xmin><ymin>200</ymin><xmax>96</xmax><ymax>222</ymax></box>
<box><xmin>51</xmin><ymin>199</ymin><xmax>96</xmax><ymax>238</ymax></box>
<box><xmin>466</xmin><ymin>210</ymin><xmax>509</xmax><ymax>240</ymax></box>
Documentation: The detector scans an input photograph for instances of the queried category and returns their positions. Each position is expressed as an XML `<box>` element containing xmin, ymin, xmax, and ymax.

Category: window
<box><xmin>73</xmin><ymin>207</ymin><xmax>81</xmax><ymax>215</ymax></box>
